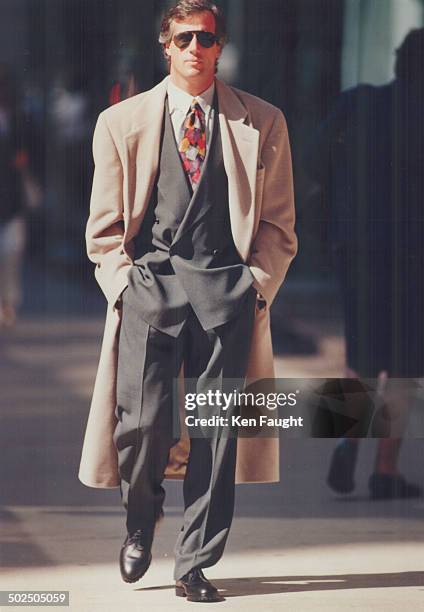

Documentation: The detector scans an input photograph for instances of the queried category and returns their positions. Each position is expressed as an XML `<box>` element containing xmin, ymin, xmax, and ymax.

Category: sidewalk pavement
<box><xmin>1</xmin><ymin>506</ymin><xmax>424</xmax><ymax>611</ymax></box>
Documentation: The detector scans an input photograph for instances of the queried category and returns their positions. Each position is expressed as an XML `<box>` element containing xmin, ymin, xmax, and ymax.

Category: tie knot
<box><xmin>190</xmin><ymin>99</ymin><xmax>203</xmax><ymax>113</ymax></box>
<box><xmin>187</xmin><ymin>100</ymin><xmax>204</xmax><ymax>128</ymax></box>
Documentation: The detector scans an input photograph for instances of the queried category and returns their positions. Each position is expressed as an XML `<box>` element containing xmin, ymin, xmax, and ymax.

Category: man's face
<box><xmin>165</xmin><ymin>11</ymin><xmax>221</xmax><ymax>85</ymax></box>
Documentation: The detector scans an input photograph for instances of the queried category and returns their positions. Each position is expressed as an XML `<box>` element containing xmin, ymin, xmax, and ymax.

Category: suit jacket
<box><xmin>79</xmin><ymin>76</ymin><xmax>297</xmax><ymax>488</ymax></box>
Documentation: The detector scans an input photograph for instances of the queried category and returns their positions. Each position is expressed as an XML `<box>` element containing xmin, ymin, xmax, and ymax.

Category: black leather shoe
<box><xmin>119</xmin><ymin>530</ymin><xmax>152</xmax><ymax>583</ymax></box>
<box><xmin>175</xmin><ymin>568</ymin><xmax>224</xmax><ymax>602</ymax></box>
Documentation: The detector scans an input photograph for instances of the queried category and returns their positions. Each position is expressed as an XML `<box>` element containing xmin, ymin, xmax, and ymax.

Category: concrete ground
<box><xmin>2</xmin><ymin>507</ymin><xmax>424</xmax><ymax>611</ymax></box>
<box><xmin>1</xmin><ymin>285</ymin><xmax>424</xmax><ymax>610</ymax></box>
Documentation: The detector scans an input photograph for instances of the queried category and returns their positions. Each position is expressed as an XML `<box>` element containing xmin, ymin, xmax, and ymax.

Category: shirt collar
<box><xmin>167</xmin><ymin>79</ymin><xmax>215</xmax><ymax>116</ymax></box>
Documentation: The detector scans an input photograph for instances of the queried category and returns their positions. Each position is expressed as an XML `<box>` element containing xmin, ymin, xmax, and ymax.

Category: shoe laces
<box><xmin>127</xmin><ymin>529</ymin><xmax>145</xmax><ymax>548</ymax></box>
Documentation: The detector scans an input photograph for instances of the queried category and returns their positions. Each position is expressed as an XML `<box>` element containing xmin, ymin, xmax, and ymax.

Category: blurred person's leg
<box><xmin>0</xmin><ymin>216</ymin><xmax>26</xmax><ymax>328</ymax></box>
<box><xmin>326</xmin><ymin>367</ymin><xmax>365</xmax><ymax>494</ymax></box>
<box><xmin>328</xmin><ymin>368</ymin><xmax>422</xmax><ymax>497</ymax></box>
<box><xmin>374</xmin><ymin>439</ymin><xmax>402</xmax><ymax>474</ymax></box>
<box><xmin>369</xmin><ymin>378</ymin><xmax>422</xmax><ymax>499</ymax></box>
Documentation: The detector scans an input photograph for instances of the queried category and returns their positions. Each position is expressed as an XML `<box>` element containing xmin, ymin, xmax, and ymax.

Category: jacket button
<box><xmin>212</xmin><ymin>249</ymin><xmax>219</xmax><ymax>255</ymax></box>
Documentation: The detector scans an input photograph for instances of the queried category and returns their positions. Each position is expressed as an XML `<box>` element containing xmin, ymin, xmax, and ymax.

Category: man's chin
<box><xmin>184</xmin><ymin>67</ymin><xmax>203</xmax><ymax>77</ymax></box>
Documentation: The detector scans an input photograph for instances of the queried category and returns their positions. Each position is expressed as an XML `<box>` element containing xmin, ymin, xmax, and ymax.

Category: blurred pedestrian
<box><xmin>48</xmin><ymin>69</ymin><xmax>91</xmax><ymax>268</ymax></box>
<box><xmin>304</xmin><ymin>29</ymin><xmax>424</xmax><ymax>499</ymax></box>
<box><xmin>0</xmin><ymin>64</ymin><xmax>41</xmax><ymax>328</ymax></box>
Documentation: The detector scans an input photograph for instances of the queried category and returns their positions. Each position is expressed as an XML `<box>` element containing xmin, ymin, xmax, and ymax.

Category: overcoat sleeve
<box><xmin>248</xmin><ymin>110</ymin><xmax>297</xmax><ymax>305</ymax></box>
<box><xmin>85</xmin><ymin>112</ymin><xmax>132</xmax><ymax>308</ymax></box>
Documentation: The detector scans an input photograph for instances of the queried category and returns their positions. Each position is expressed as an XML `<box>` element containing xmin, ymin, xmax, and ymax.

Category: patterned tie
<box><xmin>178</xmin><ymin>99</ymin><xmax>206</xmax><ymax>187</ymax></box>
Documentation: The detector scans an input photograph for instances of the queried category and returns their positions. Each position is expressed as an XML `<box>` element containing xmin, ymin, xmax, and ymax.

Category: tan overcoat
<box><xmin>78</xmin><ymin>76</ymin><xmax>297</xmax><ymax>488</ymax></box>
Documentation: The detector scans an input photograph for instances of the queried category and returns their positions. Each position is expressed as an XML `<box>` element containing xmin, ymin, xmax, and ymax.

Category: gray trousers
<box><xmin>113</xmin><ymin>285</ymin><xmax>257</xmax><ymax>580</ymax></box>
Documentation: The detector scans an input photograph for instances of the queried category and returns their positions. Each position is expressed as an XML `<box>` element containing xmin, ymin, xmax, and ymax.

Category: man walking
<box><xmin>79</xmin><ymin>0</ymin><xmax>297</xmax><ymax>602</ymax></box>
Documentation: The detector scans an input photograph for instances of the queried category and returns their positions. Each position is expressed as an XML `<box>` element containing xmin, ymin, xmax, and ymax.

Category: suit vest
<box><xmin>125</xmin><ymin>95</ymin><xmax>254</xmax><ymax>337</ymax></box>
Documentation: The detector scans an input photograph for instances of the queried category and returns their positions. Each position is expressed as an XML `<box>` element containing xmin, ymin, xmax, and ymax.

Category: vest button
<box><xmin>212</xmin><ymin>249</ymin><xmax>219</xmax><ymax>255</ymax></box>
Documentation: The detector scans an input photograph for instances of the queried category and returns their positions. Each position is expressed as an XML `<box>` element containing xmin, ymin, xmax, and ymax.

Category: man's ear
<box><xmin>165</xmin><ymin>45</ymin><xmax>172</xmax><ymax>57</ymax></box>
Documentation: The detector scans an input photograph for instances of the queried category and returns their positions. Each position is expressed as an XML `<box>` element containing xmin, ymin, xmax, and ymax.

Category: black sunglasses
<box><xmin>173</xmin><ymin>30</ymin><xmax>218</xmax><ymax>49</ymax></box>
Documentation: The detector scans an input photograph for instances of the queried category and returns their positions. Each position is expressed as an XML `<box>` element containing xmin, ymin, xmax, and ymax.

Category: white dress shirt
<box><xmin>167</xmin><ymin>79</ymin><xmax>215</xmax><ymax>150</ymax></box>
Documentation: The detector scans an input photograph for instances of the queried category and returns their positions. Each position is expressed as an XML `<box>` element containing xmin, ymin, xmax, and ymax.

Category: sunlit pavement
<box><xmin>1</xmin><ymin>507</ymin><xmax>424</xmax><ymax>611</ymax></box>
<box><xmin>1</xmin><ymin>316</ymin><xmax>424</xmax><ymax>611</ymax></box>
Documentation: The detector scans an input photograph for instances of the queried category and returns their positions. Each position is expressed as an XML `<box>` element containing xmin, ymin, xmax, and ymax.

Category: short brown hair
<box><xmin>159</xmin><ymin>0</ymin><xmax>227</xmax><ymax>49</ymax></box>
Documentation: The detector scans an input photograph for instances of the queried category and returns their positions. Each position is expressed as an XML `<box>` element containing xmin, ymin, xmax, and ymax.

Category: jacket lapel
<box><xmin>216</xmin><ymin>78</ymin><xmax>260</xmax><ymax>261</ymax></box>
<box><xmin>123</xmin><ymin>77</ymin><xmax>169</xmax><ymax>240</ymax></box>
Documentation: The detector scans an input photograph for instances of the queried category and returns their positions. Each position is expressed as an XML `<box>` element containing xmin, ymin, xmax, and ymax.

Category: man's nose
<box><xmin>187</xmin><ymin>32</ymin><xmax>201</xmax><ymax>52</ymax></box>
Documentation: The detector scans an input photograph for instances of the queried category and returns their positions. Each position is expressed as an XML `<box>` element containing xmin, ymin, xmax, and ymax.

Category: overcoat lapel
<box><xmin>123</xmin><ymin>78</ymin><xmax>168</xmax><ymax>241</ymax></box>
<box><xmin>216</xmin><ymin>79</ymin><xmax>260</xmax><ymax>261</ymax></box>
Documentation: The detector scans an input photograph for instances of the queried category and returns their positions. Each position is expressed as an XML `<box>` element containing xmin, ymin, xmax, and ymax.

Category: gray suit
<box><xmin>114</xmin><ymin>95</ymin><xmax>257</xmax><ymax>579</ymax></box>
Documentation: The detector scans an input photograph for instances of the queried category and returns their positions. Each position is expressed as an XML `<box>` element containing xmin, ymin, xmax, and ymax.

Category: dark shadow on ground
<box><xmin>141</xmin><ymin>571</ymin><xmax>424</xmax><ymax>597</ymax></box>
